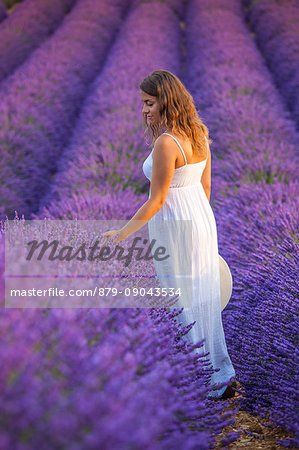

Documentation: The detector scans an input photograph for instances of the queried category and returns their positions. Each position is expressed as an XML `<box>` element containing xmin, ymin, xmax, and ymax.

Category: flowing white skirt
<box><xmin>148</xmin><ymin>183</ymin><xmax>236</xmax><ymax>397</ymax></box>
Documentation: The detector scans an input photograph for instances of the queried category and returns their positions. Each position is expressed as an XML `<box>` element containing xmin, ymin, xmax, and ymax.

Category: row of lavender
<box><xmin>0</xmin><ymin>306</ymin><xmax>237</xmax><ymax>449</ymax></box>
<box><xmin>36</xmin><ymin>0</ymin><xmax>183</xmax><ymax>218</ymax></box>
<box><xmin>0</xmin><ymin>0</ymin><xmax>77</xmax><ymax>83</ymax></box>
<box><xmin>0</xmin><ymin>0</ymin><xmax>128</xmax><ymax>220</ymax></box>
<box><xmin>0</xmin><ymin>1</ymin><xmax>239</xmax><ymax>448</ymax></box>
<box><xmin>185</xmin><ymin>0</ymin><xmax>298</xmax><ymax>447</ymax></box>
<box><xmin>243</xmin><ymin>0</ymin><xmax>299</xmax><ymax>130</ymax></box>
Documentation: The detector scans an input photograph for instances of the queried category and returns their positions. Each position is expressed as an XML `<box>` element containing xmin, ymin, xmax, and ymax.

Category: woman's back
<box><xmin>143</xmin><ymin>132</ymin><xmax>209</xmax><ymax>190</ymax></box>
<box><xmin>161</xmin><ymin>133</ymin><xmax>208</xmax><ymax>168</ymax></box>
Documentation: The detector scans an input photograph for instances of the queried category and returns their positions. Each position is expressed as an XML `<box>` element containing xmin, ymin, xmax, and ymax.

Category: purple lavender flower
<box><xmin>0</xmin><ymin>0</ymin><xmax>128</xmax><ymax>220</ymax></box>
<box><xmin>36</xmin><ymin>1</ymin><xmax>181</xmax><ymax>219</ymax></box>
<box><xmin>0</xmin><ymin>0</ymin><xmax>76</xmax><ymax>83</ymax></box>
<box><xmin>0</xmin><ymin>301</ymin><xmax>237</xmax><ymax>448</ymax></box>
<box><xmin>244</xmin><ymin>0</ymin><xmax>299</xmax><ymax>129</ymax></box>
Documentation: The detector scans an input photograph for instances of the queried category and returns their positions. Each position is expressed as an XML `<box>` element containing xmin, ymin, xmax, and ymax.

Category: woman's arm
<box><xmin>201</xmin><ymin>141</ymin><xmax>211</xmax><ymax>202</ymax></box>
<box><xmin>119</xmin><ymin>136</ymin><xmax>176</xmax><ymax>239</ymax></box>
<box><xmin>117</xmin><ymin>199</ymin><xmax>161</xmax><ymax>239</ymax></box>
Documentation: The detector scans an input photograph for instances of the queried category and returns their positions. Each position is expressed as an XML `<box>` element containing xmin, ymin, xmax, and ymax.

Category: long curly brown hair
<box><xmin>140</xmin><ymin>70</ymin><xmax>212</xmax><ymax>159</ymax></box>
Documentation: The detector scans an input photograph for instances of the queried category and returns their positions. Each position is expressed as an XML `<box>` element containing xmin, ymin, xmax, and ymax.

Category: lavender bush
<box><xmin>185</xmin><ymin>0</ymin><xmax>298</xmax><ymax>445</ymax></box>
<box><xmin>0</xmin><ymin>0</ymin><xmax>76</xmax><ymax>83</ymax></box>
<box><xmin>186</xmin><ymin>0</ymin><xmax>298</xmax><ymax>200</ymax></box>
<box><xmin>243</xmin><ymin>0</ymin><xmax>299</xmax><ymax>130</ymax></box>
<box><xmin>0</xmin><ymin>306</ymin><xmax>240</xmax><ymax>449</ymax></box>
<box><xmin>131</xmin><ymin>0</ymin><xmax>185</xmax><ymax>17</ymax></box>
<box><xmin>0</xmin><ymin>213</ymin><xmax>239</xmax><ymax>448</ymax></box>
<box><xmin>36</xmin><ymin>0</ymin><xmax>181</xmax><ymax>219</ymax></box>
<box><xmin>215</xmin><ymin>181</ymin><xmax>298</xmax><ymax>446</ymax></box>
<box><xmin>0</xmin><ymin>0</ymin><xmax>128</xmax><ymax>220</ymax></box>
<box><xmin>36</xmin><ymin>187</ymin><xmax>148</xmax><ymax>221</ymax></box>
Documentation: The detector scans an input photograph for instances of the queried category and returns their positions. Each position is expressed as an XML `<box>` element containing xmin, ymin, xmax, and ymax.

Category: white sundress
<box><xmin>142</xmin><ymin>132</ymin><xmax>236</xmax><ymax>398</ymax></box>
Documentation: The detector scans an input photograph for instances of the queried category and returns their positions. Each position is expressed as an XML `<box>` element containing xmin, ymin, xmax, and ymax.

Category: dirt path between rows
<box><xmin>214</xmin><ymin>381</ymin><xmax>294</xmax><ymax>449</ymax></box>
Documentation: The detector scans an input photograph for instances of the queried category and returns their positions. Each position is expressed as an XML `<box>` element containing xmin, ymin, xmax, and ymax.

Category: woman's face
<box><xmin>140</xmin><ymin>90</ymin><xmax>161</xmax><ymax>126</ymax></box>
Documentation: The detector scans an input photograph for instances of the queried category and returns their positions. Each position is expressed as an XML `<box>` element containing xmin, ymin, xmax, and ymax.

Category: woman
<box><xmin>101</xmin><ymin>70</ymin><xmax>237</xmax><ymax>400</ymax></box>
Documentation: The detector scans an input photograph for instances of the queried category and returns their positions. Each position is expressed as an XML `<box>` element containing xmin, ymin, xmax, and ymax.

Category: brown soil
<box><xmin>214</xmin><ymin>380</ymin><xmax>295</xmax><ymax>449</ymax></box>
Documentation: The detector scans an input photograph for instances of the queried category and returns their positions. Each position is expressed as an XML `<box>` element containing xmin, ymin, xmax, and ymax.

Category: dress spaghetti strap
<box><xmin>163</xmin><ymin>133</ymin><xmax>188</xmax><ymax>166</ymax></box>
<box><xmin>164</xmin><ymin>132</ymin><xmax>209</xmax><ymax>163</ymax></box>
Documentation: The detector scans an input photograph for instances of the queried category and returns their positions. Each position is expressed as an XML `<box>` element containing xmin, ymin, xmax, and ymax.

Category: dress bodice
<box><xmin>142</xmin><ymin>133</ymin><xmax>208</xmax><ymax>189</ymax></box>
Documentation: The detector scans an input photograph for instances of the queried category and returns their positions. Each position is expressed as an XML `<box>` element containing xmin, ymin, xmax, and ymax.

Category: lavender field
<box><xmin>0</xmin><ymin>0</ymin><xmax>298</xmax><ymax>448</ymax></box>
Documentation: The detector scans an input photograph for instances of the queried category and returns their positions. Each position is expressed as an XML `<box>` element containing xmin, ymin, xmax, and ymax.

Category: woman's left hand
<box><xmin>100</xmin><ymin>229</ymin><xmax>128</xmax><ymax>245</ymax></box>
